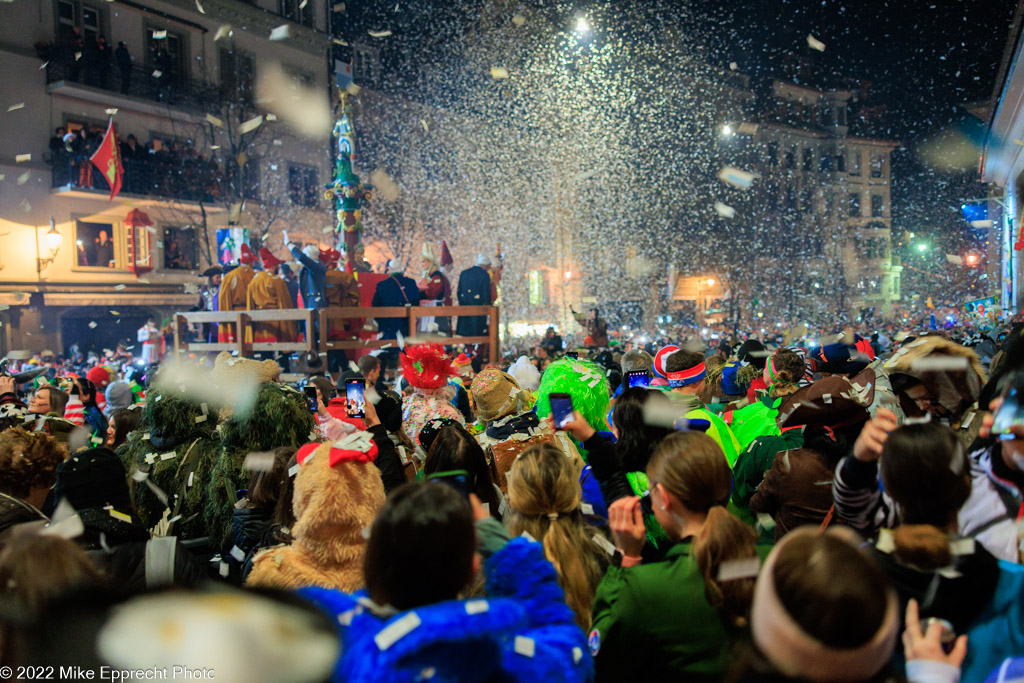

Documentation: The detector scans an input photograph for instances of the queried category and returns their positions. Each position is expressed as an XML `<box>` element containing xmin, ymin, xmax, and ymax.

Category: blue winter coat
<box><xmin>299</xmin><ymin>537</ymin><xmax>593</xmax><ymax>683</ymax></box>
<box><xmin>962</xmin><ymin>559</ymin><xmax>1024</xmax><ymax>682</ymax></box>
<box><xmin>371</xmin><ymin>274</ymin><xmax>420</xmax><ymax>339</ymax></box>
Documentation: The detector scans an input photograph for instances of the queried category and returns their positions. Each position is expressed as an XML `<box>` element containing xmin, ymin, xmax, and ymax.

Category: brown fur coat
<box><xmin>246</xmin><ymin>441</ymin><xmax>385</xmax><ymax>592</ymax></box>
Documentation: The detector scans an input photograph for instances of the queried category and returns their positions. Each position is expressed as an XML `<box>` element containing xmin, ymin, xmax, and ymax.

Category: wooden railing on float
<box><xmin>172</xmin><ymin>305</ymin><xmax>501</xmax><ymax>361</ymax></box>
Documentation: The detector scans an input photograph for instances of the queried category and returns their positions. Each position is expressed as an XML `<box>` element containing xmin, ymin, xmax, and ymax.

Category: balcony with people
<box><xmin>48</xmin><ymin>125</ymin><xmax>228</xmax><ymax>205</ymax></box>
<box><xmin>35</xmin><ymin>27</ymin><xmax>218</xmax><ymax>116</ymax></box>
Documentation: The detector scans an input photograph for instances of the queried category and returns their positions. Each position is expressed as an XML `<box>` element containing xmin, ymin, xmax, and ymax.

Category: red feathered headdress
<box><xmin>399</xmin><ymin>344</ymin><xmax>457</xmax><ymax>389</ymax></box>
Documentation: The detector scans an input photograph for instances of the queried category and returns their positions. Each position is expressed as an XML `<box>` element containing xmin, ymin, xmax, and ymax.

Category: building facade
<box><xmin>0</xmin><ymin>0</ymin><xmax>335</xmax><ymax>356</ymax></box>
<box><xmin>982</xmin><ymin>0</ymin><xmax>1024</xmax><ymax>315</ymax></box>
<box><xmin>749</xmin><ymin>81</ymin><xmax>901</xmax><ymax>321</ymax></box>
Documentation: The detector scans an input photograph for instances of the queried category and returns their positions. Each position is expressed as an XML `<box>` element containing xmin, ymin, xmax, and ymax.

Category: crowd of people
<box><xmin>4</xmin><ymin>303</ymin><xmax>1024</xmax><ymax>681</ymax></box>
<box><xmin>50</xmin><ymin>124</ymin><xmax>221</xmax><ymax>201</ymax></box>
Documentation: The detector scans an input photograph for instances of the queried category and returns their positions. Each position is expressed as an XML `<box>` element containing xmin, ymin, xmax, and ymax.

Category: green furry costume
<box><xmin>535</xmin><ymin>358</ymin><xmax>611</xmax><ymax>442</ymax></box>
<box><xmin>204</xmin><ymin>383</ymin><xmax>315</xmax><ymax>544</ymax></box>
<box><xmin>119</xmin><ymin>388</ymin><xmax>221</xmax><ymax>540</ymax></box>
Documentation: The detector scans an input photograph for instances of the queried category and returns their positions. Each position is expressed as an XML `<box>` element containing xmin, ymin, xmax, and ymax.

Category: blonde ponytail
<box><xmin>507</xmin><ymin>443</ymin><xmax>604</xmax><ymax>631</ymax></box>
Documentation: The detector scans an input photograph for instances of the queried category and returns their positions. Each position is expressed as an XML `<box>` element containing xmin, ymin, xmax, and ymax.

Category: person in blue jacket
<box><xmin>299</xmin><ymin>481</ymin><xmax>592</xmax><ymax>682</ymax></box>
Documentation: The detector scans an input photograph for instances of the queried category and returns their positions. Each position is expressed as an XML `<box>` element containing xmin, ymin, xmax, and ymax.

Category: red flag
<box><xmin>89</xmin><ymin>118</ymin><xmax>124</xmax><ymax>200</ymax></box>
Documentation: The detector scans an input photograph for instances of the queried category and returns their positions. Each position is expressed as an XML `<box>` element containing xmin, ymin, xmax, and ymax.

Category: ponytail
<box><xmin>693</xmin><ymin>505</ymin><xmax>759</xmax><ymax>627</ymax></box>
<box><xmin>541</xmin><ymin>513</ymin><xmax>599</xmax><ymax>630</ymax></box>
<box><xmin>506</xmin><ymin>443</ymin><xmax>604</xmax><ymax>631</ymax></box>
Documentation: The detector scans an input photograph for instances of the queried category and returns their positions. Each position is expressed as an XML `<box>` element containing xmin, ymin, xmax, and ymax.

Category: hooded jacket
<box><xmin>299</xmin><ymin>538</ymin><xmax>592</xmax><ymax>682</ymax></box>
<box><xmin>246</xmin><ymin>440</ymin><xmax>385</xmax><ymax>592</ymax></box>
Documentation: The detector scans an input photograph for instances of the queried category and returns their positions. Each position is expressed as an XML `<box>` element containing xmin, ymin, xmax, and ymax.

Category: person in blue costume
<box><xmin>299</xmin><ymin>481</ymin><xmax>593</xmax><ymax>683</ymax></box>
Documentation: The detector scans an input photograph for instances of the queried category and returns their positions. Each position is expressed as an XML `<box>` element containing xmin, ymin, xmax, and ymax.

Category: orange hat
<box><xmin>239</xmin><ymin>243</ymin><xmax>256</xmax><ymax>265</ymax></box>
<box><xmin>259</xmin><ymin>247</ymin><xmax>285</xmax><ymax>269</ymax></box>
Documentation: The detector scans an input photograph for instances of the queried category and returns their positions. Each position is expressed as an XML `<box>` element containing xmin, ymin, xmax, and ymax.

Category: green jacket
<box><xmin>687</xmin><ymin>406</ymin><xmax>741</xmax><ymax>467</ymax></box>
<box><xmin>731</xmin><ymin>428</ymin><xmax>805</xmax><ymax>509</ymax></box>
<box><xmin>590</xmin><ymin>541</ymin><xmax>731</xmax><ymax>682</ymax></box>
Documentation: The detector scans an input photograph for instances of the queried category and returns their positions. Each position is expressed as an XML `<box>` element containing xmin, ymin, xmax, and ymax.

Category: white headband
<box><xmin>751</xmin><ymin>529</ymin><xmax>900</xmax><ymax>682</ymax></box>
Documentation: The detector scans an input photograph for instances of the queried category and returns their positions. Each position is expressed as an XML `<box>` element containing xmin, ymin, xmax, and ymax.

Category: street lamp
<box><xmin>706</xmin><ymin>278</ymin><xmax>715</xmax><ymax>286</ymax></box>
<box><xmin>721</xmin><ymin>125</ymin><xmax>733</xmax><ymax>136</ymax></box>
<box><xmin>36</xmin><ymin>216</ymin><xmax>62</xmax><ymax>273</ymax></box>
<box><xmin>575</xmin><ymin>16</ymin><xmax>590</xmax><ymax>32</ymax></box>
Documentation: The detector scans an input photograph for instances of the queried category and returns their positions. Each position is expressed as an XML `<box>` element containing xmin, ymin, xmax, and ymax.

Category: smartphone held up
<box><xmin>346</xmin><ymin>379</ymin><xmax>366</xmax><ymax>418</ymax></box>
<box><xmin>549</xmin><ymin>392</ymin><xmax>574</xmax><ymax>430</ymax></box>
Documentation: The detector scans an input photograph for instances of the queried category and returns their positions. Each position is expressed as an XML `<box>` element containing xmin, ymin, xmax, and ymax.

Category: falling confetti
<box><xmin>214</xmin><ymin>25</ymin><xmax>231</xmax><ymax>41</ymax></box>
<box><xmin>239</xmin><ymin>115</ymin><xmax>263</xmax><ymax>134</ymax></box>
<box><xmin>152</xmin><ymin>30</ymin><xmax>167</xmax><ymax>39</ymax></box>
<box><xmin>195</xmin><ymin>0</ymin><xmax>205</xmax><ymax>12</ymax></box>
<box><xmin>105</xmin><ymin>108</ymin><xmax>118</xmax><ymax>115</ymax></box>
<box><xmin>205</xmin><ymin>113</ymin><xmax>224</xmax><ymax>128</ymax></box>
<box><xmin>256</xmin><ymin>62</ymin><xmax>332</xmax><ymax>139</ymax></box>
<box><xmin>16</xmin><ymin>171</ymin><xmax>30</xmax><ymax>184</ymax></box>
<box><xmin>368</xmin><ymin>30</ymin><xmax>393</xmax><ymax>38</ymax></box>
<box><xmin>15</xmin><ymin>154</ymin><xmax>30</xmax><ymax>163</ymax></box>
<box><xmin>370</xmin><ymin>169</ymin><xmax>400</xmax><ymax>201</ymax></box>
<box><xmin>511</xmin><ymin>14</ymin><xmax>526</xmax><ymax>26</ymax></box>
<box><xmin>7</xmin><ymin>103</ymin><xmax>24</xmax><ymax>112</ymax></box>
<box><xmin>714</xmin><ymin>202</ymin><xmax>736</xmax><ymax>218</ymax></box>
<box><xmin>269</xmin><ymin>24</ymin><xmax>291</xmax><ymax>41</ymax></box>
<box><xmin>717</xmin><ymin>166</ymin><xmax>757</xmax><ymax>190</ymax></box>
<box><xmin>806</xmin><ymin>34</ymin><xmax>826</xmax><ymax>51</ymax></box>
<box><xmin>490</xmin><ymin>67</ymin><xmax>510</xmax><ymax>79</ymax></box>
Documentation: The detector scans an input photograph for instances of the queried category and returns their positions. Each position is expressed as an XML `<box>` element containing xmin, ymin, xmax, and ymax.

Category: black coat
<box><xmin>0</xmin><ymin>493</ymin><xmax>46</xmax><ymax>548</ymax></box>
<box><xmin>77</xmin><ymin>508</ymin><xmax>207</xmax><ymax>591</ymax></box>
<box><xmin>455</xmin><ymin>266</ymin><xmax>492</xmax><ymax>337</ymax></box>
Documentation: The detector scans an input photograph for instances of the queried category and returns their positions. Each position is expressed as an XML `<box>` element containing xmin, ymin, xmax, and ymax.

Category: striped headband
<box><xmin>667</xmin><ymin>363</ymin><xmax>706</xmax><ymax>388</ymax></box>
<box><xmin>767</xmin><ymin>353</ymin><xmax>780</xmax><ymax>386</ymax></box>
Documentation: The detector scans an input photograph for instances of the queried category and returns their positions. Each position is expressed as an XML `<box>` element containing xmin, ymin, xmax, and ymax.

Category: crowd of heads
<box><xmin>1</xmin><ymin>314</ymin><xmax>1023</xmax><ymax>681</ymax></box>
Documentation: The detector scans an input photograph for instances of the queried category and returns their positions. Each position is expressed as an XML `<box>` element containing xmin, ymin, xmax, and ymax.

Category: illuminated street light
<box><xmin>965</xmin><ymin>253</ymin><xmax>979</xmax><ymax>266</ymax></box>
<box><xmin>706</xmin><ymin>278</ymin><xmax>715</xmax><ymax>286</ymax></box>
<box><xmin>916</xmin><ymin>243</ymin><xmax>928</xmax><ymax>253</ymax></box>
<box><xmin>564</xmin><ymin>271</ymin><xmax>572</xmax><ymax>279</ymax></box>
<box><xmin>575</xmin><ymin>16</ymin><xmax>590</xmax><ymax>32</ymax></box>
<box><xmin>722</xmin><ymin>124</ymin><xmax>733</xmax><ymax>136</ymax></box>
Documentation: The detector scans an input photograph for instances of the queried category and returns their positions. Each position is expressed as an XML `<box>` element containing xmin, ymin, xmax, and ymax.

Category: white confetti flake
<box><xmin>717</xmin><ymin>166</ymin><xmax>757</xmax><ymax>190</ymax></box>
<box><xmin>105</xmin><ymin>107</ymin><xmax>118</xmax><ymax>115</ymax></box>
<box><xmin>214</xmin><ymin>25</ymin><xmax>232</xmax><ymax>41</ymax></box>
<box><xmin>152</xmin><ymin>30</ymin><xmax>167</xmax><ymax>39</ymax></box>
<box><xmin>15</xmin><ymin>154</ymin><xmax>31</xmax><ymax>163</ymax></box>
<box><xmin>7</xmin><ymin>103</ymin><xmax>25</xmax><ymax>112</ymax></box>
<box><xmin>490</xmin><ymin>67</ymin><xmax>509</xmax><ymax>79</ymax></box>
<box><xmin>713</xmin><ymin>201</ymin><xmax>736</xmax><ymax>218</ymax></box>
<box><xmin>239</xmin><ymin>115</ymin><xmax>263</xmax><ymax>134</ymax></box>
<box><xmin>717</xmin><ymin>556</ymin><xmax>761</xmax><ymax>581</ymax></box>
<box><xmin>269</xmin><ymin>24</ymin><xmax>291</xmax><ymax>41</ymax></box>
<box><xmin>511</xmin><ymin>14</ymin><xmax>525</xmax><ymax>26</ymax></box>
<box><xmin>806</xmin><ymin>34</ymin><xmax>826</xmax><ymax>52</ymax></box>
<box><xmin>368</xmin><ymin>30</ymin><xmax>393</xmax><ymax>38</ymax></box>
<box><xmin>195</xmin><ymin>0</ymin><xmax>205</xmax><ymax>12</ymax></box>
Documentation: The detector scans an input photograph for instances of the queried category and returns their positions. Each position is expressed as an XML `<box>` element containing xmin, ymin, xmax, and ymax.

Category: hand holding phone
<box><xmin>303</xmin><ymin>386</ymin><xmax>319</xmax><ymax>414</ymax></box>
<box><xmin>346</xmin><ymin>378</ymin><xmax>366</xmax><ymax>418</ymax></box>
<box><xmin>990</xmin><ymin>373</ymin><xmax>1024</xmax><ymax>440</ymax></box>
<box><xmin>626</xmin><ymin>369</ymin><xmax>650</xmax><ymax>388</ymax></box>
<box><xmin>549</xmin><ymin>393</ymin><xmax>574</xmax><ymax>431</ymax></box>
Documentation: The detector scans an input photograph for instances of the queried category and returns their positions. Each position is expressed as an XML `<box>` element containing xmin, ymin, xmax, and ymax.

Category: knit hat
<box><xmin>476</xmin><ymin>253</ymin><xmax>491</xmax><ymax>267</ymax></box>
<box><xmin>470</xmin><ymin>368</ymin><xmax>524</xmax><ymax>422</ymax></box>
<box><xmin>259</xmin><ymin>247</ymin><xmax>285</xmax><ymax>270</ymax></box>
<box><xmin>399</xmin><ymin>345</ymin><xmax>457</xmax><ymax>390</ymax></box>
<box><xmin>388</xmin><ymin>259</ymin><xmax>405</xmax><ymax>274</ymax></box>
<box><xmin>105</xmin><ymin>380</ymin><xmax>134</xmax><ymax>413</ymax></box>
<box><xmin>239</xmin><ymin>243</ymin><xmax>256</xmax><ymax>265</ymax></box>
<box><xmin>86</xmin><ymin>366</ymin><xmax>111</xmax><ymax>387</ymax></box>
<box><xmin>751</xmin><ymin>527</ymin><xmax>899</xmax><ymax>682</ymax></box>
<box><xmin>417</xmin><ymin>417</ymin><xmax>459</xmax><ymax>453</ymax></box>
<box><xmin>53</xmin><ymin>447</ymin><xmax>132</xmax><ymax>512</ymax></box>
<box><xmin>653</xmin><ymin>345</ymin><xmax>679</xmax><ymax>378</ymax></box>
